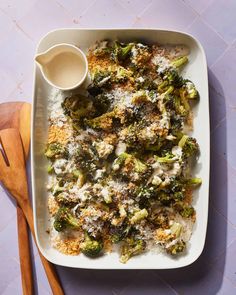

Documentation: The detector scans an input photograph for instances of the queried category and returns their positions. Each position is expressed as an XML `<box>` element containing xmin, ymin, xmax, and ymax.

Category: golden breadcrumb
<box><xmin>48</xmin><ymin>195</ymin><xmax>59</xmax><ymax>216</ymax></box>
<box><xmin>52</xmin><ymin>235</ymin><xmax>82</xmax><ymax>255</ymax></box>
<box><xmin>103</xmin><ymin>238</ymin><xmax>113</xmax><ymax>253</ymax></box>
<box><xmin>184</xmin><ymin>187</ymin><xmax>193</xmax><ymax>205</ymax></box>
<box><xmin>186</xmin><ymin>111</ymin><xmax>193</xmax><ymax>130</ymax></box>
<box><xmin>48</xmin><ymin>124</ymin><xmax>72</xmax><ymax>144</ymax></box>
<box><xmin>155</xmin><ymin>228</ymin><xmax>171</xmax><ymax>242</ymax></box>
<box><xmin>103</xmin><ymin>133</ymin><xmax>117</xmax><ymax>145</ymax></box>
<box><xmin>134</xmin><ymin>50</ymin><xmax>152</xmax><ymax>66</ymax></box>
<box><xmin>87</xmin><ymin>53</ymin><xmax>116</xmax><ymax>73</ymax></box>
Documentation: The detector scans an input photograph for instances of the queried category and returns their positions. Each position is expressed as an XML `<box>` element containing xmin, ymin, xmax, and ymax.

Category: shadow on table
<box><xmin>55</xmin><ymin>70</ymin><xmax>228</xmax><ymax>295</ymax></box>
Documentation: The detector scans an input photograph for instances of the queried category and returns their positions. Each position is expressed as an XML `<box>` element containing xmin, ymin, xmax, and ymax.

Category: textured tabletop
<box><xmin>0</xmin><ymin>0</ymin><xmax>236</xmax><ymax>294</ymax></box>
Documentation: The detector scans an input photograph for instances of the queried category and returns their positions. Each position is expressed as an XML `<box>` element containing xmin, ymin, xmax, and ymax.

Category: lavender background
<box><xmin>0</xmin><ymin>0</ymin><xmax>236</xmax><ymax>294</ymax></box>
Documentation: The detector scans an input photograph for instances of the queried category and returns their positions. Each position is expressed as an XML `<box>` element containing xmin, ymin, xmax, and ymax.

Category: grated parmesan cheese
<box><xmin>152</xmin><ymin>55</ymin><xmax>171</xmax><ymax>74</ymax></box>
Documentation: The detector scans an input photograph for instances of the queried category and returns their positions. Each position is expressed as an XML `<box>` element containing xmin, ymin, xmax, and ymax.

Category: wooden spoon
<box><xmin>0</xmin><ymin>102</ymin><xmax>33</xmax><ymax>295</ymax></box>
<box><xmin>0</xmin><ymin>108</ymin><xmax>64</xmax><ymax>295</ymax></box>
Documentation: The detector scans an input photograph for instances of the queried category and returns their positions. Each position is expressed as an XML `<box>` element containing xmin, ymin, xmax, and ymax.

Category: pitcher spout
<box><xmin>35</xmin><ymin>52</ymin><xmax>50</xmax><ymax>67</ymax></box>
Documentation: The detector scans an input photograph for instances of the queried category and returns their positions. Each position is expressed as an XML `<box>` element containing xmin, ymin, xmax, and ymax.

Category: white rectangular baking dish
<box><xmin>31</xmin><ymin>28</ymin><xmax>209</xmax><ymax>269</ymax></box>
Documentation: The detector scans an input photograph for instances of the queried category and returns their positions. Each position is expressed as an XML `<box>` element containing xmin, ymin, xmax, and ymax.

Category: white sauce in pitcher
<box><xmin>44</xmin><ymin>52</ymin><xmax>86</xmax><ymax>89</ymax></box>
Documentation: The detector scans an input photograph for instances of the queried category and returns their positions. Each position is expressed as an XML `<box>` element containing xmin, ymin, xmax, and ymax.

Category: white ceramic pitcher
<box><xmin>35</xmin><ymin>43</ymin><xmax>88</xmax><ymax>90</ymax></box>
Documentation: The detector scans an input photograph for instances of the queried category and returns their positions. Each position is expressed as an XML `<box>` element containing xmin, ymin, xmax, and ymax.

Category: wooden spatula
<box><xmin>0</xmin><ymin>102</ymin><xmax>33</xmax><ymax>295</ymax></box>
<box><xmin>0</xmin><ymin>128</ymin><xmax>64</xmax><ymax>295</ymax></box>
<box><xmin>0</xmin><ymin>102</ymin><xmax>31</xmax><ymax>156</ymax></box>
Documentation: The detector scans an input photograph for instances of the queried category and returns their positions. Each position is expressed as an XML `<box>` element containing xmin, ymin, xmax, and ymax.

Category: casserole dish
<box><xmin>31</xmin><ymin>28</ymin><xmax>209</xmax><ymax>269</ymax></box>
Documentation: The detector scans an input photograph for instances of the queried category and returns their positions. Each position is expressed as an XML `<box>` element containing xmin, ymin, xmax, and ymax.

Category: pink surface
<box><xmin>0</xmin><ymin>1</ymin><xmax>236</xmax><ymax>294</ymax></box>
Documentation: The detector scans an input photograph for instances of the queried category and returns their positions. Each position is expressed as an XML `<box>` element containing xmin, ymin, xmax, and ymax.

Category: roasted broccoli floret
<box><xmin>85</xmin><ymin>110</ymin><xmax>116</xmax><ymax>130</ymax></box>
<box><xmin>80</xmin><ymin>233</ymin><xmax>103</xmax><ymax>257</ymax></box>
<box><xmin>170</xmin><ymin>116</ymin><xmax>184</xmax><ymax>136</ymax></box>
<box><xmin>53</xmin><ymin>207</ymin><xmax>80</xmax><ymax>232</ymax></box>
<box><xmin>120</xmin><ymin>238</ymin><xmax>146</xmax><ymax>263</ymax></box>
<box><xmin>91</xmin><ymin>93</ymin><xmax>111</xmax><ymax>115</ymax></box>
<box><xmin>157</xmin><ymin>191</ymin><xmax>172</xmax><ymax>206</ymax></box>
<box><xmin>91</xmin><ymin>70</ymin><xmax>111</xmax><ymax>87</ymax></box>
<box><xmin>44</xmin><ymin>142</ymin><xmax>68</xmax><ymax>159</ymax></box>
<box><xmin>138</xmin><ymin>196</ymin><xmax>152</xmax><ymax>209</ymax></box>
<box><xmin>89</xmin><ymin>66</ymin><xmax>133</xmax><ymax>92</ymax></box>
<box><xmin>164</xmin><ymin>69</ymin><xmax>184</xmax><ymax>88</ymax></box>
<box><xmin>178</xmin><ymin>135</ymin><xmax>199</xmax><ymax>158</ymax></box>
<box><xmin>62</xmin><ymin>94</ymin><xmax>94</xmax><ymax>120</ymax></box>
<box><xmin>171</xmin><ymin>56</ymin><xmax>188</xmax><ymax>68</ymax></box>
<box><xmin>136</xmin><ymin>185</ymin><xmax>157</xmax><ymax>199</ymax></box>
<box><xmin>173</xmin><ymin>201</ymin><xmax>195</xmax><ymax>218</ymax></box>
<box><xmin>150</xmin><ymin>178</ymin><xmax>185</xmax><ymax>205</ymax></box>
<box><xmin>134</xmin><ymin>157</ymin><xmax>148</xmax><ymax>173</ymax></box>
<box><xmin>115</xmin><ymin>66</ymin><xmax>133</xmax><ymax>82</ymax></box>
<box><xmin>166</xmin><ymin>240</ymin><xmax>186</xmax><ymax>255</ymax></box>
<box><xmin>183</xmin><ymin>80</ymin><xmax>199</xmax><ymax>100</ymax></box>
<box><xmin>181</xmin><ymin>206</ymin><xmax>195</xmax><ymax>218</ymax></box>
<box><xmin>168</xmin><ymin>177</ymin><xmax>184</xmax><ymax>192</ymax></box>
<box><xmin>55</xmin><ymin>193</ymin><xmax>78</xmax><ymax>207</ymax></box>
<box><xmin>87</xmin><ymin>84</ymin><xmax>103</xmax><ymax>96</ymax></box>
<box><xmin>113</xmin><ymin>152</ymin><xmax>151</xmax><ymax>182</ymax></box>
<box><xmin>54</xmin><ymin>169</ymin><xmax>85</xmax><ymax>183</ymax></box>
<box><xmin>76</xmin><ymin>144</ymin><xmax>100</xmax><ymax>179</ymax></box>
<box><xmin>110</xmin><ymin>224</ymin><xmax>131</xmax><ymax>243</ymax></box>
<box><xmin>87</xmin><ymin>69</ymin><xmax>112</xmax><ymax>96</ymax></box>
<box><xmin>150</xmin><ymin>210</ymin><xmax>169</xmax><ymax>227</ymax></box>
<box><xmin>124</xmin><ymin>124</ymin><xmax>139</xmax><ymax>146</ymax></box>
<box><xmin>112</xmin><ymin>41</ymin><xmax>133</xmax><ymax>62</ymax></box>
<box><xmin>165</xmin><ymin>93</ymin><xmax>189</xmax><ymax>118</ymax></box>
<box><xmin>135</xmin><ymin>77</ymin><xmax>157</xmax><ymax>91</ymax></box>
<box><xmin>175</xmin><ymin>95</ymin><xmax>189</xmax><ymax>116</ymax></box>
<box><xmin>131</xmin><ymin>89</ymin><xmax>157</xmax><ymax>103</ymax></box>
<box><xmin>177</xmin><ymin>81</ymin><xmax>199</xmax><ymax>114</ymax></box>
<box><xmin>173</xmin><ymin>191</ymin><xmax>184</xmax><ymax>201</ymax></box>
<box><xmin>85</xmin><ymin>107</ymin><xmax>133</xmax><ymax>130</ymax></box>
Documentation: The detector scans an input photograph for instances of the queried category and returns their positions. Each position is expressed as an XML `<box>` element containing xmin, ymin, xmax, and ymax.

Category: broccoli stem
<box><xmin>179</xmin><ymin>89</ymin><xmax>190</xmax><ymax>111</ymax></box>
<box><xmin>178</xmin><ymin>135</ymin><xmax>189</xmax><ymax>148</ymax></box>
<box><xmin>186</xmin><ymin>177</ymin><xmax>202</xmax><ymax>186</ymax></box>
<box><xmin>171</xmin><ymin>56</ymin><xmax>188</xmax><ymax>68</ymax></box>
<box><xmin>154</xmin><ymin>154</ymin><xmax>176</xmax><ymax>164</ymax></box>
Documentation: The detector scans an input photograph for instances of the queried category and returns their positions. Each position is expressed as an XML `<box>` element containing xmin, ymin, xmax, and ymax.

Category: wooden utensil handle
<box><xmin>17</xmin><ymin>205</ymin><xmax>34</xmax><ymax>295</ymax></box>
<box><xmin>0</xmin><ymin>128</ymin><xmax>63</xmax><ymax>295</ymax></box>
<box><xmin>0</xmin><ymin>107</ymin><xmax>34</xmax><ymax>295</ymax></box>
<box><xmin>20</xmin><ymin>200</ymin><xmax>64</xmax><ymax>295</ymax></box>
<box><xmin>20</xmin><ymin>201</ymin><xmax>64</xmax><ymax>295</ymax></box>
